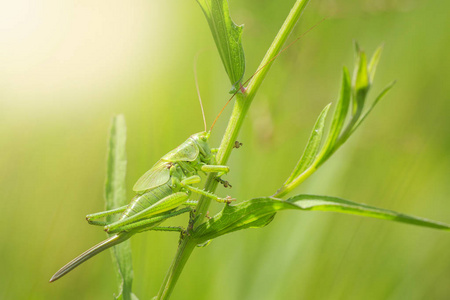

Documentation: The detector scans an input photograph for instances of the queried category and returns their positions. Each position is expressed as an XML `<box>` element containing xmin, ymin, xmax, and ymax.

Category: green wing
<box><xmin>133</xmin><ymin>160</ymin><xmax>171</xmax><ymax>192</ymax></box>
<box><xmin>163</xmin><ymin>137</ymin><xmax>199</xmax><ymax>162</ymax></box>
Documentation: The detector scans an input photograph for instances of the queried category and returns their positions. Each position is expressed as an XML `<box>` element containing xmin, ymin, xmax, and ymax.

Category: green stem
<box><xmin>155</xmin><ymin>1</ymin><xmax>310</xmax><ymax>298</ymax></box>
<box><xmin>274</xmin><ymin>163</ymin><xmax>316</xmax><ymax>198</ymax></box>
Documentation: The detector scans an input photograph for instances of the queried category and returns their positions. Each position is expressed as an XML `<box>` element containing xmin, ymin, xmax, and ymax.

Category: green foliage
<box><xmin>153</xmin><ymin>1</ymin><xmax>448</xmax><ymax>298</ymax></box>
<box><xmin>186</xmin><ymin>1</ymin><xmax>450</xmax><ymax>261</ymax></box>
<box><xmin>352</xmin><ymin>48</ymin><xmax>369</xmax><ymax>113</ymax></box>
<box><xmin>195</xmin><ymin>195</ymin><xmax>450</xmax><ymax>243</ymax></box>
<box><xmin>105</xmin><ymin>115</ymin><xmax>138</xmax><ymax>300</ymax></box>
<box><xmin>190</xmin><ymin>32</ymin><xmax>450</xmax><ymax>260</ymax></box>
<box><xmin>105</xmin><ymin>115</ymin><xmax>127</xmax><ymax>224</ymax></box>
<box><xmin>51</xmin><ymin>1</ymin><xmax>449</xmax><ymax>299</ymax></box>
<box><xmin>324</xmin><ymin>67</ymin><xmax>351</xmax><ymax>151</ymax></box>
<box><xmin>276</xmin><ymin>45</ymin><xmax>396</xmax><ymax>197</ymax></box>
<box><xmin>283</xmin><ymin>103</ymin><xmax>331</xmax><ymax>186</ymax></box>
<box><xmin>3</xmin><ymin>0</ymin><xmax>449</xmax><ymax>299</ymax></box>
<box><xmin>196</xmin><ymin>0</ymin><xmax>245</xmax><ymax>92</ymax></box>
<box><xmin>189</xmin><ymin>38</ymin><xmax>450</xmax><ymax>255</ymax></box>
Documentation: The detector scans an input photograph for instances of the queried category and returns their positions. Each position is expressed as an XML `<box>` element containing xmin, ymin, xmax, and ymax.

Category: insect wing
<box><xmin>133</xmin><ymin>160</ymin><xmax>171</xmax><ymax>192</ymax></box>
<box><xmin>163</xmin><ymin>138</ymin><xmax>199</xmax><ymax>162</ymax></box>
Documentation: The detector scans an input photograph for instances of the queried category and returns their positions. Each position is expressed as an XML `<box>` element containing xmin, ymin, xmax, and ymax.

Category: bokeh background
<box><xmin>1</xmin><ymin>0</ymin><xmax>449</xmax><ymax>299</ymax></box>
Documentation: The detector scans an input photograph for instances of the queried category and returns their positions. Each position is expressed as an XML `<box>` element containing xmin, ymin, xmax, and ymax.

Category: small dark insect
<box><xmin>233</xmin><ymin>141</ymin><xmax>243</xmax><ymax>149</ymax></box>
<box><xmin>216</xmin><ymin>178</ymin><xmax>232</xmax><ymax>188</ymax></box>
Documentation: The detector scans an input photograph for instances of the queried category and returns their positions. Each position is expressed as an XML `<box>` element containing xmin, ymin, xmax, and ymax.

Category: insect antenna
<box><xmin>194</xmin><ymin>52</ymin><xmax>207</xmax><ymax>132</ymax></box>
<box><xmin>209</xmin><ymin>18</ymin><xmax>326</xmax><ymax>132</ymax></box>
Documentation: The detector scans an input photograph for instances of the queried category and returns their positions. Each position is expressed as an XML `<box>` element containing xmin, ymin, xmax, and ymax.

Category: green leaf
<box><xmin>368</xmin><ymin>45</ymin><xmax>383</xmax><ymax>84</ymax></box>
<box><xmin>283</xmin><ymin>103</ymin><xmax>331</xmax><ymax>185</ymax></box>
<box><xmin>195</xmin><ymin>195</ymin><xmax>449</xmax><ymax>243</ymax></box>
<box><xmin>196</xmin><ymin>0</ymin><xmax>245</xmax><ymax>91</ymax></box>
<box><xmin>105</xmin><ymin>118</ymin><xmax>127</xmax><ymax>220</ymax></box>
<box><xmin>352</xmin><ymin>50</ymin><xmax>369</xmax><ymax>115</ymax></box>
<box><xmin>351</xmin><ymin>81</ymin><xmax>396</xmax><ymax>135</ymax></box>
<box><xmin>275</xmin><ymin>44</ymin><xmax>392</xmax><ymax>199</ymax></box>
<box><xmin>116</xmin><ymin>292</ymin><xmax>140</xmax><ymax>300</ymax></box>
<box><xmin>353</xmin><ymin>41</ymin><xmax>361</xmax><ymax>58</ymax></box>
<box><xmin>286</xmin><ymin>194</ymin><xmax>450</xmax><ymax>230</ymax></box>
<box><xmin>328</xmin><ymin>67</ymin><xmax>351</xmax><ymax>147</ymax></box>
<box><xmin>105</xmin><ymin>115</ymin><xmax>138</xmax><ymax>300</ymax></box>
<box><xmin>194</xmin><ymin>199</ymin><xmax>278</xmax><ymax>242</ymax></box>
<box><xmin>318</xmin><ymin>67</ymin><xmax>351</xmax><ymax>163</ymax></box>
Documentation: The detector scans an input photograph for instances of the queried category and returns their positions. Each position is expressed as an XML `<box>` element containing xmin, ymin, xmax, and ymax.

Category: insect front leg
<box><xmin>200</xmin><ymin>164</ymin><xmax>229</xmax><ymax>177</ymax></box>
<box><xmin>86</xmin><ymin>205</ymin><xmax>128</xmax><ymax>226</ymax></box>
<box><xmin>179</xmin><ymin>176</ymin><xmax>234</xmax><ymax>204</ymax></box>
<box><xmin>201</xmin><ymin>164</ymin><xmax>232</xmax><ymax>187</ymax></box>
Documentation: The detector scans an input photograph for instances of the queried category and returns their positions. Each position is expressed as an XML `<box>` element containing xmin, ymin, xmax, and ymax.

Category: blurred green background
<box><xmin>1</xmin><ymin>0</ymin><xmax>449</xmax><ymax>299</ymax></box>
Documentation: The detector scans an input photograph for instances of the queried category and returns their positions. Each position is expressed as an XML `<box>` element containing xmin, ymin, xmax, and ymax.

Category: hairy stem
<box><xmin>156</xmin><ymin>1</ymin><xmax>311</xmax><ymax>298</ymax></box>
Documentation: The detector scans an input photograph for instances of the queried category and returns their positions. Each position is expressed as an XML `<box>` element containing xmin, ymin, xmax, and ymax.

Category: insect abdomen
<box><xmin>121</xmin><ymin>184</ymin><xmax>173</xmax><ymax>219</ymax></box>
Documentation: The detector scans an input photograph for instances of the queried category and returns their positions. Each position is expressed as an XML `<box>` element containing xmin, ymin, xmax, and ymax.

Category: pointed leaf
<box><xmin>318</xmin><ymin>67</ymin><xmax>351</xmax><ymax>163</ymax></box>
<box><xmin>195</xmin><ymin>195</ymin><xmax>449</xmax><ymax>243</ymax></box>
<box><xmin>353</xmin><ymin>41</ymin><xmax>361</xmax><ymax>58</ymax></box>
<box><xmin>105</xmin><ymin>114</ymin><xmax>128</xmax><ymax>216</ymax></box>
<box><xmin>196</xmin><ymin>0</ymin><xmax>245</xmax><ymax>91</ymax></box>
<box><xmin>105</xmin><ymin>115</ymin><xmax>138</xmax><ymax>300</ymax></box>
<box><xmin>286</xmin><ymin>194</ymin><xmax>450</xmax><ymax>230</ymax></box>
<box><xmin>283</xmin><ymin>104</ymin><xmax>331</xmax><ymax>185</ymax></box>
<box><xmin>352</xmin><ymin>50</ymin><xmax>369</xmax><ymax>115</ymax></box>
<box><xmin>368</xmin><ymin>45</ymin><xmax>383</xmax><ymax>84</ymax></box>
<box><xmin>351</xmin><ymin>81</ymin><xmax>396</xmax><ymax>135</ymax></box>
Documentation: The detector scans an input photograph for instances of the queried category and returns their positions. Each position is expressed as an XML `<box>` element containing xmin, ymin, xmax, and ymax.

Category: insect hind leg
<box><xmin>86</xmin><ymin>205</ymin><xmax>128</xmax><ymax>226</ymax></box>
<box><xmin>106</xmin><ymin>206</ymin><xmax>192</xmax><ymax>234</ymax></box>
<box><xmin>104</xmin><ymin>192</ymin><xmax>190</xmax><ymax>233</ymax></box>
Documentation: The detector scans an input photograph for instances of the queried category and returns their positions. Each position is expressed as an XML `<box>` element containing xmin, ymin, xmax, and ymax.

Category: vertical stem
<box><xmin>156</xmin><ymin>1</ymin><xmax>311</xmax><ymax>299</ymax></box>
<box><xmin>155</xmin><ymin>240</ymin><xmax>196</xmax><ymax>299</ymax></box>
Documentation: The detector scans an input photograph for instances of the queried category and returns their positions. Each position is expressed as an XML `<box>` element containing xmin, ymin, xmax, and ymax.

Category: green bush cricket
<box><xmin>50</xmin><ymin>97</ymin><xmax>235</xmax><ymax>283</ymax></box>
<box><xmin>49</xmin><ymin>21</ymin><xmax>324</xmax><ymax>282</ymax></box>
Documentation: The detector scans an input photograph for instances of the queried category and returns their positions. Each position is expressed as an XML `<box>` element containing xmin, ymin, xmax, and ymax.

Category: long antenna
<box><xmin>209</xmin><ymin>18</ymin><xmax>326</xmax><ymax>132</ymax></box>
<box><xmin>194</xmin><ymin>52</ymin><xmax>207</xmax><ymax>132</ymax></box>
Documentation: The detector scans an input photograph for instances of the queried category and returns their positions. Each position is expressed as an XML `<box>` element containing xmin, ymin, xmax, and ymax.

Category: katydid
<box><xmin>50</xmin><ymin>20</ymin><xmax>323</xmax><ymax>282</ymax></box>
<box><xmin>49</xmin><ymin>130</ymin><xmax>234</xmax><ymax>282</ymax></box>
<box><xmin>49</xmin><ymin>45</ymin><xmax>245</xmax><ymax>282</ymax></box>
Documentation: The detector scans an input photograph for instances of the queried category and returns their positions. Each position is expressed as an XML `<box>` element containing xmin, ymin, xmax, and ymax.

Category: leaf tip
<box><xmin>353</xmin><ymin>40</ymin><xmax>361</xmax><ymax>53</ymax></box>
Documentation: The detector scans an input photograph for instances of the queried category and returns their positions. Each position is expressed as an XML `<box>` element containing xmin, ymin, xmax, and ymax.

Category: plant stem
<box><xmin>274</xmin><ymin>163</ymin><xmax>317</xmax><ymax>198</ymax></box>
<box><xmin>155</xmin><ymin>1</ymin><xmax>310</xmax><ymax>298</ymax></box>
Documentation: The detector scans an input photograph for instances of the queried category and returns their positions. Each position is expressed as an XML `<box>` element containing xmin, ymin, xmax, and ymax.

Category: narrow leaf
<box><xmin>368</xmin><ymin>45</ymin><xmax>383</xmax><ymax>84</ymax></box>
<box><xmin>286</xmin><ymin>194</ymin><xmax>450</xmax><ymax>230</ymax></box>
<box><xmin>195</xmin><ymin>195</ymin><xmax>449</xmax><ymax>243</ymax></box>
<box><xmin>105</xmin><ymin>116</ymin><xmax>127</xmax><ymax>220</ymax></box>
<box><xmin>283</xmin><ymin>104</ymin><xmax>331</xmax><ymax>185</ymax></box>
<box><xmin>196</xmin><ymin>0</ymin><xmax>245</xmax><ymax>91</ymax></box>
<box><xmin>354</xmin><ymin>41</ymin><xmax>361</xmax><ymax>57</ymax></box>
<box><xmin>351</xmin><ymin>81</ymin><xmax>396</xmax><ymax>135</ymax></box>
<box><xmin>319</xmin><ymin>67</ymin><xmax>351</xmax><ymax>161</ymax></box>
<box><xmin>352</xmin><ymin>50</ymin><xmax>369</xmax><ymax>115</ymax></box>
<box><xmin>105</xmin><ymin>115</ymin><xmax>137</xmax><ymax>300</ymax></box>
